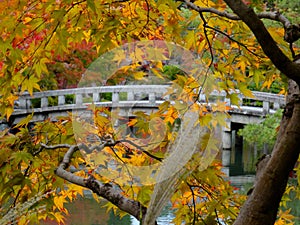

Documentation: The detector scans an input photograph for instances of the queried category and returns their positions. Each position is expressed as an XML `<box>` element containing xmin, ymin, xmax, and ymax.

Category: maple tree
<box><xmin>1</xmin><ymin>0</ymin><xmax>300</xmax><ymax>225</ymax></box>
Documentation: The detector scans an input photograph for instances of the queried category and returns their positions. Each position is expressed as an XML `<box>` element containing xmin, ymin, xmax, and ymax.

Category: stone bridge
<box><xmin>8</xmin><ymin>85</ymin><xmax>285</xmax><ymax>176</ymax></box>
<box><xmin>12</xmin><ymin>85</ymin><xmax>285</xmax><ymax>122</ymax></box>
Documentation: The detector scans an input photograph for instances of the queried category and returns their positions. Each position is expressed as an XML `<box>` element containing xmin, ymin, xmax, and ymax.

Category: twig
<box><xmin>187</xmin><ymin>182</ymin><xmax>197</xmax><ymax>225</ymax></box>
<box><xmin>181</xmin><ymin>0</ymin><xmax>292</xmax><ymax>29</ymax></box>
<box><xmin>115</xmin><ymin>139</ymin><xmax>163</xmax><ymax>161</ymax></box>
<box><xmin>205</xmin><ymin>24</ymin><xmax>261</xmax><ymax>57</ymax></box>
<box><xmin>195</xmin><ymin>12</ymin><xmax>213</xmax><ymax>103</ymax></box>
<box><xmin>290</xmin><ymin>42</ymin><xmax>296</xmax><ymax>59</ymax></box>
<box><xmin>138</xmin><ymin>0</ymin><xmax>151</xmax><ymax>36</ymax></box>
<box><xmin>215</xmin><ymin>208</ymin><xmax>223</xmax><ymax>225</ymax></box>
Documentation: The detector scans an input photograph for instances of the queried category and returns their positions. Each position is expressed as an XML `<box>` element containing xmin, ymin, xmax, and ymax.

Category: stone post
<box><xmin>92</xmin><ymin>93</ymin><xmax>99</xmax><ymax>102</ymax></box>
<box><xmin>41</xmin><ymin>97</ymin><xmax>48</xmax><ymax>108</ymax></box>
<box><xmin>149</xmin><ymin>92</ymin><xmax>155</xmax><ymax>104</ymax></box>
<box><xmin>222</xmin><ymin>131</ymin><xmax>232</xmax><ymax>166</ymax></box>
<box><xmin>58</xmin><ymin>95</ymin><xmax>65</xmax><ymax>105</ymax></box>
<box><xmin>112</xmin><ymin>92</ymin><xmax>119</xmax><ymax>104</ymax></box>
<box><xmin>76</xmin><ymin>94</ymin><xmax>83</xmax><ymax>105</ymax></box>
<box><xmin>263</xmin><ymin>101</ymin><xmax>270</xmax><ymax>114</ymax></box>
<box><xmin>222</xmin><ymin>119</ymin><xmax>232</xmax><ymax>176</ymax></box>
<box><xmin>127</xmin><ymin>92</ymin><xmax>134</xmax><ymax>101</ymax></box>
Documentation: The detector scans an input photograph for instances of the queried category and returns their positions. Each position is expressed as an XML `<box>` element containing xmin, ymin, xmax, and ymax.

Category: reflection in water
<box><xmin>61</xmin><ymin>196</ymin><xmax>174</xmax><ymax>225</ymax></box>
<box><xmin>62</xmin><ymin>196</ymin><xmax>132</xmax><ymax>225</ymax></box>
<box><xmin>52</xmin><ymin>177</ymin><xmax>299</xmax><ymax>225</ymax></box>
<box><xmin>131</xmin><ymin>204</ymin><xmax>174</xmax><ymax>225</ymax></box>
<box><xmin>43</xmin><ymin>134</ymin><xmax>299</xmax><ymax>225</ymax></box>
<box><xmin>229</xmin><ymin>128</ymin><xmax>300</xmax><ymax>224</ymax></box>
<box><xmin>60</xmin><ymin>184</ymin><xmax>299</xmax><ymax>225</ymax></box>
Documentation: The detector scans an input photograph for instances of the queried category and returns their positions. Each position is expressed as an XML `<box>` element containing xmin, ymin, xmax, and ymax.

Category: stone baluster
<box><xmin>199</xmin><ymin>93</ymin><xmax>206</xmax><ymax>103</ymax></box>
<box><xmin>127</xmin><ymin>91</ymin><xmax>134</xmax><ymax>101</ymax></box>
<box><xmin>263</xmin><ymin>101</ymin><xmax>270</xmax><ymax>114</ymax></box>
<box><xmin>58</xmin><ymin>95</ymin><xmax>65</xmax><ymax>105</ymax></box>
<box><xmin>19</xmin><ymin>91</ymin><xmax>31</xmax><ymax>109</ymax></box>
<box><xmin>19</xmin><ymin>97</ymin><xmax>26</xmax><ymax>109</ymax></box>
<box><xmin>27</xmin><ymin>100</ymin><xmax>32</xmax><ymax>108</ymax></box>
<box><xmin>238</xmin><ymin>93</ymin><xmax>243</xmax><ymax>105</ymax></box>
<box><xmin>221</xmin><ymin>119</ymin><xmax>232</xmax><ymax>176</ymax></box>
<box><xmin>222</xmin><ymin>131</ymin><xmax>232</xmax><ymax>164</ymax></box>
<box><xmin>225</xmin><ymin>97</ymin><xmax>231</xmax><ymax>107</ymax></box>
<box><xmin>76</xmin><ymin>94</ymin><xmax>83</xmax><ymax>105</ymax></box>
<box><xmin>93</xmin><ymin>92</ymin><xmax>100</xmax><ymax>102</ymax></box>
<box><xmin>112</xmin><ymin>92</ymin><xmax>119</xmax><ymax>104</ymax></box>
<box><xmin>149</xmin><ymin>92</ymin><xmax>155</xmax><ymax>104</ymax></box>
<box><xmin>273</xmin><ymin>102</ymin><xmax>280</xmax><ymax>110</ymax></box>
<box><xmin>41</xmin><ymin>97</ymin><xmax>48</xmax><ymax>108</ymax></box>
<box><xmin>163</xmin><ymin>93</ymin><xmax>170</xmax><ymax>101</ymax></box>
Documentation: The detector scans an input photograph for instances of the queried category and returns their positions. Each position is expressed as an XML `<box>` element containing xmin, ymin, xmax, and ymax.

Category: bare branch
<box><xmin>181</xmin><ymin>0</ymin><xmax>291</xmax><ymax>27</ymax></box>
<box><xmin>181</xmin><ymin>0</ymin><xmax>300</xmax><ymax>44</ymax></box>
<box><xmin>40</xmin><ymin>143</ymin><xmax>72</xmax><ymax>149</ymax></box>
<box><xmin>84</xmin><ymin>175</ymin><xmax>147</xmax><ymax>221</ymax></box>
<box><xmin>258</xmin><ymin>11</ymin><xmax>291</xmax><ymax>28</ymax></box>
<box><xmin>54</xmin><ymin>144</ymin><xmax>86</xmax><ymax>186</ymax></box>
<box><xmin>195</xmin><ymin>12</ymin><xmax>213</xmax><ymax>102</ymax></box>
<box><xmin>115</xmin><ymin>139</ymin><xmax>163</xmax><ymax>161</ymax></box>
<box><xmin>187</xmin><ymin>182</ymin><xmax>197</xmax><ymax>225</ymax></box>
<box><xmin>41</xmin><ymin>142</ymin><xmax>151</xmax><ymax>222</ymax></box>
<box><xmin>182</xmin><ymin>0</ymin><xmax>240</xmax><ymax>20</ymax></box>
<box><xmin>138</xmin><ymin>0</ymin><xmax>151</xmax><ymax>36</ymax></box>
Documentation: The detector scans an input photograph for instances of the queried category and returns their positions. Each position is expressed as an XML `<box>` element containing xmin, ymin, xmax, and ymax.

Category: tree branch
<box><xmin>181</xmin><ymin>0</ymin><xmax>291</xmax><ymax>28</ymax></box>
<box><xmin>182</xmin><ymin>0</ymin><xmax>240</xmax><ymax>20</ymax></box>
<box><xmin>41</xmin><ymin>143</ymin><xmax>149</xmax><ymax>222</ymax></box>
<box><xmin>204</xmin><ymin>23</ymin><xmax>261</xmax><ymax>57</ymax></box>
<box><xmin>187</xmin><ymin>182</ymin><xmax>197</xmax><ymax>225</ymax></box>
<box><xmin>182</xmin><ymin>0</ymin><xmax>300</xmax><ymax>44</ymax></box>
<box><xmin>223</xmin><ymin>0</ymin><xmax>300</xmax><ymax>85</ymax></box>
<box><xmin>115</xmin><ymin>139</ymin><xmax>163</xmax><ymax>161</ymax></box>
<box><xmin>233</xmin><ymin>57</ymin><xmax>300</xmax><ymax>225</ymax></box>
<box><xmin>181</xmin><ymin>1</ymin><xmax>300</xmax><ymax>224</ymax></box>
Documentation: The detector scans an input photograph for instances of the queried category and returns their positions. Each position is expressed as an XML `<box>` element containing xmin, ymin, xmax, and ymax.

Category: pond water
<box><xmin>61</xmin><ymin>186</ymin><xmax>299</xmax><ymax>225</ymax></box>
<box><xmin>54</xmin><ymin>174</ymin><xmax>299</xmax><ymax>225</ymax></box>
<box><xmin>43</xmin><ymin>135</ymin><xmax>300</xmax><ymax>225</ymax></box>
<box><xmin>59</xmin><ymin>196</ymin><xmax>174</xmax><ymax>225</ymax></box>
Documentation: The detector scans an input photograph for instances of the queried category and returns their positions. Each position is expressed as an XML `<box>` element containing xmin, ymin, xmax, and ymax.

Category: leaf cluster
<box><xmin>0</xmin><ymin>116</ymin><xmax>86</xmax><ymax>224</ymax></box>
<box><xmin>1</xmin><ymin>0</ymin><xmax>300</xmax><ymax>224</ymax></box>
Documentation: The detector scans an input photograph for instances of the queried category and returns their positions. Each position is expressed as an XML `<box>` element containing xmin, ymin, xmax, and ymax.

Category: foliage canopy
<box><xmin>1</xmin><ymin>0</ymin><xmax>300</xmax><ymax>225</ymax></box>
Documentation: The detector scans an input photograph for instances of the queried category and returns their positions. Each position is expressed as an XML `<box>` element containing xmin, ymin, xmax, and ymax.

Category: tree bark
<box><xmin>45</xmin><ymin>143</ymin><xmax>148</xmax><ymax>222</ymax></box>
<box><xmin>233</xmin><ymin>72</ymin><xmax>300</xmax><ymax>224</ymax></box>
<box><xmin>217</xmin><ymin>1</ymin><xmax>300</xmax><ymax>223</ymax></box>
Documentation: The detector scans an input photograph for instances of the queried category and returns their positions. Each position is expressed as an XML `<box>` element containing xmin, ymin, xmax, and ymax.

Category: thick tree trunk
<box><xmin>219</xmin><ymin>1</ymin><xmax>300</xmax><ymax>224</ymax></box>
<box><xmin>234</xmin><ymin>78</ymin><xmax>300</xmax><ymax>225</ymax></box>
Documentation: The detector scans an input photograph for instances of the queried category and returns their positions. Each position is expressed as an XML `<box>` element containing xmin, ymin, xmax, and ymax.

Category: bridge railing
<box><xmin>206</xmin><ymin>90</ymin><xmax>286</xmax><ymax>115</ymax></box>
<box><xmin>17</xmin><ymin>85</ymin><xmax>170</xmax><ymax>112</ymax></box>
<box><xmin>15</xmin><ymin>85</ymin><xmax>286</xmax><ymax>115</ymax></box>
<box><xmin>248</xmin><ymin>91</ymin><xmax>285</xmax><ymax>113</ymax></box>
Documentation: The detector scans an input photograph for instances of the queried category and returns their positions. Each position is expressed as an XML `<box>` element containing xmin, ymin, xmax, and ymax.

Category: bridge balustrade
<box><xmin>16</xmin><ymin>85</ymin><xmax>169</xmax><ymax>113</ymax></box>
<box><xmin>14</xmin><ymin>85</ymin><xmax>286</xmax><ymax>117</ymax></box>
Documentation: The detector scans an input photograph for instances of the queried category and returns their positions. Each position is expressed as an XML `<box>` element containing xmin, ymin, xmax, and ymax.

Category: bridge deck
<box><xmin>8</xmin><ymin>85</ymin><xmax>285</xmax><ymax>125</ymax></box>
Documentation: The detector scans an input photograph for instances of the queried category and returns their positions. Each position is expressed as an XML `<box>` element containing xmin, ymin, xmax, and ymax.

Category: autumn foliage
<box><xmin>0</xmin><ymin>0</ymin><xmax>300</xmax><ymax>225</ymax></box>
